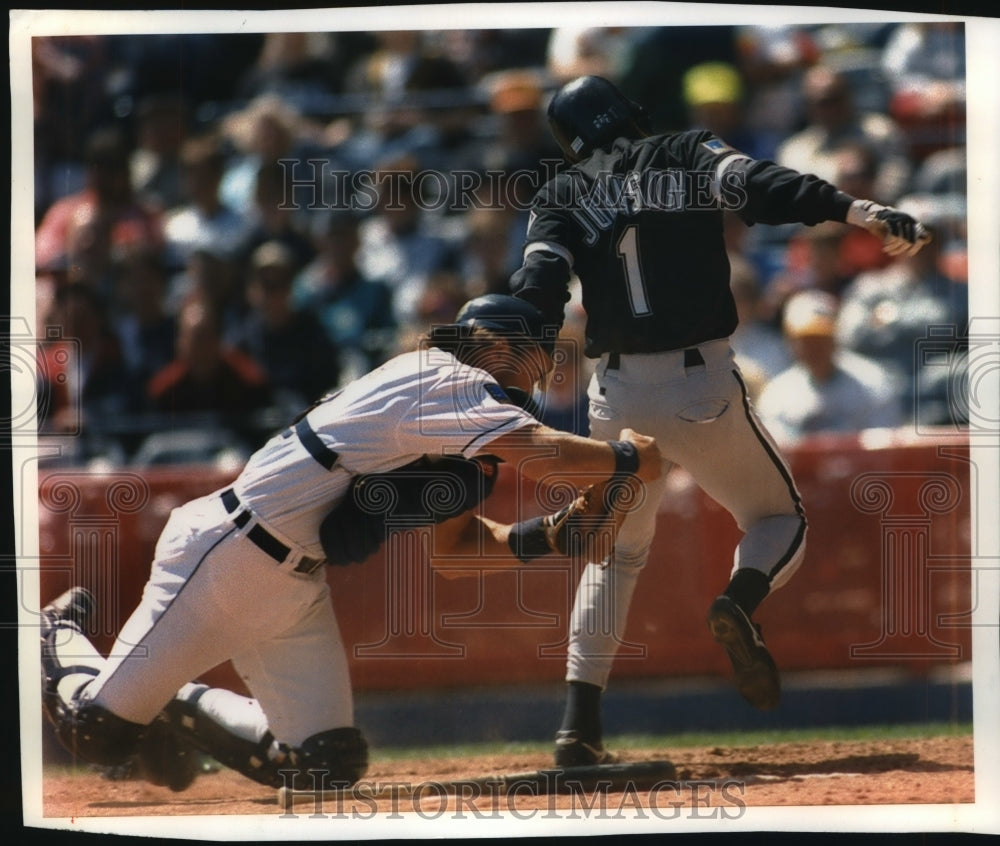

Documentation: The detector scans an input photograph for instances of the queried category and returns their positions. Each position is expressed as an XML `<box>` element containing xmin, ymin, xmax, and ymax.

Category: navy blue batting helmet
<box><xmin>547</xmin><ymin>75</ymin><xmax>652</xmax><ymax>162</ymax></box>
<box><xmin>433</xmin><ymin>294</ymin><xmax>556</xmax><ymax>355</ymax></box>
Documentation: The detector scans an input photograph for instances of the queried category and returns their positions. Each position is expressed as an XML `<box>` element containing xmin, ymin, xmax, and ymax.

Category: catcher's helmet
<box><xmin>547</xmin><ymin>75</ymin><xmax>652</xmax><ymax>162</ymax></box>
<box><xmin>432</xmin><ymin>294</ymin><xmax>556</xmax><ymax>355</ymax></box>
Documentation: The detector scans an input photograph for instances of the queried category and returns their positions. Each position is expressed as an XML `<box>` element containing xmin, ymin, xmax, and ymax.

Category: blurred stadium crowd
<box><xmin>30</xmin><ymin>22</ymin><xmax>969</xmax><ymax>469</ymax></box>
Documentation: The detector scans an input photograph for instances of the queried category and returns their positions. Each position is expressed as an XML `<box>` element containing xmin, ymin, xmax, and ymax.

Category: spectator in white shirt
<box><xmin>755</xmin><ymin>290</ymin><xmax>903</xmax><ymax>444</ymax></box>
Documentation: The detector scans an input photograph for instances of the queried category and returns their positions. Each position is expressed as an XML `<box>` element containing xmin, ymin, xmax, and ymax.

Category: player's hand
<box><xmin>617</xmin><ymin>428</ymin><xmax>662</xmax><ymax>482</ymax></box>
<box><xmin>847</xmin><ymin>199</ymin><xmax>932</xmax><ymax>257</ymax></box>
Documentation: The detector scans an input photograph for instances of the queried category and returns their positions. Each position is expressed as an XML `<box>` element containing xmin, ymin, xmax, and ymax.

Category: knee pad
<box><xmin>41</xmin><ymin>644</ymin><xmax>145</xmax><ymax>768</ymax></box>
<box><xmin>59</xmin><ymin>701</ymin><xmax>146</xmax><ymax>767</ymax></box>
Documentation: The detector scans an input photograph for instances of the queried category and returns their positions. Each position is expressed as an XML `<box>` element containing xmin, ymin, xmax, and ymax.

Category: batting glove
<box><xmin>847</xmin><ymin>199</ymin><xmax>932</xmax><ymax>258</ymax></box>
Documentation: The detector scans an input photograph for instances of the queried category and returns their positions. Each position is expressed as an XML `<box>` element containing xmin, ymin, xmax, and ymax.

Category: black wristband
<box><xmin>507</xmin><ymin>516</ymin><xmax>551</xmax><ymax>563</ymax></box>
<box><xmin>608</xmin><ymin>440</ymin><xmax>640</xmax><ymax>476</ymax></box>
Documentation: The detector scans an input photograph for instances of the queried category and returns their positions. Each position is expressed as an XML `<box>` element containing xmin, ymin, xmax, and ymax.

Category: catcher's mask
<box><xmin>430</xmin><ymin>294</ymin><xmax>557</xmax><ymax>391</ymax></box>
<box><xmin>547</xmin><ymin>75</ymin><xmax>652</xmax><ymax>163</ymax></box>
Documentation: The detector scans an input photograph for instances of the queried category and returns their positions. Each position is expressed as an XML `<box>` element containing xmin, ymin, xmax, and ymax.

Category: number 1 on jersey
<box><xmin>616</xmin><ymin>225</ymin><xmax>652</xmax><ymax>316</ymax></box>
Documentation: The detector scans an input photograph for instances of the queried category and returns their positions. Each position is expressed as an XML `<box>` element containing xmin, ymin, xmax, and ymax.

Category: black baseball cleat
<box><xmin>706</xmin><ymin>595</ymin><xmax>781</xmax><ymax>710</ymax></box>
<box><xmin>41</xmin><ymin>587</ymin><xmax>95</xmax><ymax>637</ymax></box>
<box><xmin>553</xmin><ymin>730</ymin><xmax>618</xmax><ymax>768</ymax></box>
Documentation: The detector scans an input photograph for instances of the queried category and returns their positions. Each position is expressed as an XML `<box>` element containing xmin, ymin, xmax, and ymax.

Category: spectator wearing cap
<box><xmin>164</xmin><ymin>133</ymin><xmax>251</xmax><ymax>269</ymax></box>
<box><xmin>755</xmin><ymin>290</ymin><xmax>903</xmax><ymax>444</ymax></box>
<box><xmin>480</xmin><ymin>69</ymin><xmax>564</xmax><ymax>218</ymax></box>
<box><xmin>35</xmin><ymin>125</ymin><xmax>165</xmax><ymax>280</ymax></box>
<box><xmin>682</xmin><ymin>61</ymin><xmax>779</xmax><ymax>161</ymax></box>
<box><xmin>835</xmin><ymin>193</ymin><xmax>968</xmax><ymax>425</ymax></box>
<box><xmin>776</xmin><ymin>64</ymin><xmax>912</xmax><ymax>204</ymax></box>
<box><xmin>231</xmin><ymin>241</ymin><xmax>341</xmax><ymax>411</ymax></box>
<box><xmin>484</xmin><ymin>70</ymin><xmax>562</xmax><ymax>170</ymax></box>
<box><xmin>293</xmin><ymin>210</ymin><xmax>397</xmax><ymax>384</ymax></box>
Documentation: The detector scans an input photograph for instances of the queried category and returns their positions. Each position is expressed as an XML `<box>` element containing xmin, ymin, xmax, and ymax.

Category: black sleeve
<box><xmin>509</xmin><ymin>249</ymin><xmax>573</xmax><ymax>329</ymax></box>
<box><xmin>727</xmin><ymin>157</ymin><xmax>856</xmax><ymax>227</ymax></box>
<box><xmin>508</xmin><ymin>179</ymin><xmax>577</xmax><ymax>329</ymax></box>
<box><xmin>673</xmin><ymin>130</ymin><xmax>855</xmax><ymax>227</ymax></box>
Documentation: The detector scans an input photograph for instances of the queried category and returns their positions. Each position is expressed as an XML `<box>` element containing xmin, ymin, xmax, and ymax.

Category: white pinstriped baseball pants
<box><xmin>80</xmin><ymin>490</ymin><xmax>354</xmax><ymax>747</ymax></box>
<box><xmin>567</xmin><ymin>338</ymin><xmax>806</xmax><ymax>688</ymax></box>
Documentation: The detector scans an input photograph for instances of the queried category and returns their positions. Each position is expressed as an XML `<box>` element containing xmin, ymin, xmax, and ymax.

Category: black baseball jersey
<box><xmin>511</xmin><ymin>130</ymin><xmax>856</xmax><ymax>356</ymax></box>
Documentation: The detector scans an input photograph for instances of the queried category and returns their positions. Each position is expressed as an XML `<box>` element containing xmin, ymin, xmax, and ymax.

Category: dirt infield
<box><xmin>40</xmin><ymin>734</ymin><xmax>973</xmax><ymax>819</ymax></box>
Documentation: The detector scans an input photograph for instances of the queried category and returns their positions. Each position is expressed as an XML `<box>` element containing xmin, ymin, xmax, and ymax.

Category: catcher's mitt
<box><xmin>509</xmin><ymin>476</ymin><xmax>641</xmax><ymax>563</ymax></box>
<box><xmin>320</xmin><ymin>454</ymin><xmax>499</xmax><ymax>567</ymax></box>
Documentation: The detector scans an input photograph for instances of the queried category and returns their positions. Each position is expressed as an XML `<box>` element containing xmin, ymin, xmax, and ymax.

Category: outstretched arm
<box><xmin>480</xmin><ymin>424</ymin><xmax>662</xmax><ymax>486</ymax></box>
<box><xmin>428</xmin><ymin>477</ymin><xmax>632</xmax><ymax>578</ymax></box>
<box><xmin>720</xmin><ymin>154</ymin><xmax>931</xmax><ymax>256</ymax></box>
<box><xmin>319</xmin><ymin>434</ymin><xmax>658</xmax><ymax>569</ymax></box>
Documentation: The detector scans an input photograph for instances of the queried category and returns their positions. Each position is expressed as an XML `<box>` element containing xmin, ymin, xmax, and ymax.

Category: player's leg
<box><xmin>40</xmin><ymin>498</ymin><xmax>244</xmax><ymax>787</ymax></box>
<box><xmin>678</xmin><ymin>366</ymin><xmax>806</xmax><ymax>593</ymax></box>
<box><xmin>670</xmin><ymin>363</ymin><xmax>806</xmax><ymax>709</ymax></box>
<box><xmin>40</xmin><ymin>582</ymin><xmax>206</xmax><ymax>791</ymax></box>
<box><xmin>42</xmin><ymin>492</ymin><xmax>339</xmax><ymax>789</ymax></box>
<box><xmin>554</xmin><ymin>370</ymin><xmax>672</xmax><ymax>766</ymax></box>
<box><xmin>556</xmin><ymin>467</ymin><xmax>670</xmax><ymax>764</ymax></box>
<box><xmin>167</xmin><ymin>580</ymin><xmax>367</xmax><ymax>791</ymax></box>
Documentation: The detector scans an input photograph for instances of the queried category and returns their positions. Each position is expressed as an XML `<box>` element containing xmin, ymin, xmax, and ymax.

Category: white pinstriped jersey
<box><xmin>228</xmin><ymin>347</ymin><xmax>537</xmax><ymax>557</ymax></box>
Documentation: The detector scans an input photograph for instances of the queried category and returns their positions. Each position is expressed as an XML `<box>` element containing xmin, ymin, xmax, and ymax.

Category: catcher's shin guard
<box><xmin>133</xmin><ymin>712</ymin><xmax>203</xmax><ymax>791</ymax></box>
<box><xmin>167</xmin><ymin>684</ymin><xmax>369</xmax><ymax>790</ymax></box>
<box><xmin>41</xmin><ymin>587</ymin><xmax>145</xmax><ymax>765</ymax></box>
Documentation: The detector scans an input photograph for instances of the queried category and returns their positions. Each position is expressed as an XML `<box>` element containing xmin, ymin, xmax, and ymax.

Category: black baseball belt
<box><xmin>221</xmin><ymin>488</ymin><xmax>323</xmax><ymax>575</ymax></box>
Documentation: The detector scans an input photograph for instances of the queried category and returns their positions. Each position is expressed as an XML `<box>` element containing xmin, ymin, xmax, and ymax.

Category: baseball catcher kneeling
<box><xmin>41</xmin><ymin>294</ymin><xmax>660</xmax><ymax>792</ymax></box>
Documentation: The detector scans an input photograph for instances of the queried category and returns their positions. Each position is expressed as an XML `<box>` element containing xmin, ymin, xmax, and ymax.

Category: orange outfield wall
<box><xmin>36</xmin><ymin>430</ymin><xmax>974</xmax><ymax>695</ymax></box>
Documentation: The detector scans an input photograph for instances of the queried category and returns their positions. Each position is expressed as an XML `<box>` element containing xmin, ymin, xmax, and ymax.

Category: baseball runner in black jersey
<box><xmin>510</xmin><ymin>76</ymin><xmax>931</xmax><ymax>767</ymax></box>
<box><xmin>40</xmin><ymin>294</ymin><xmax>660</xmax><ymax>793</ymax></box>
